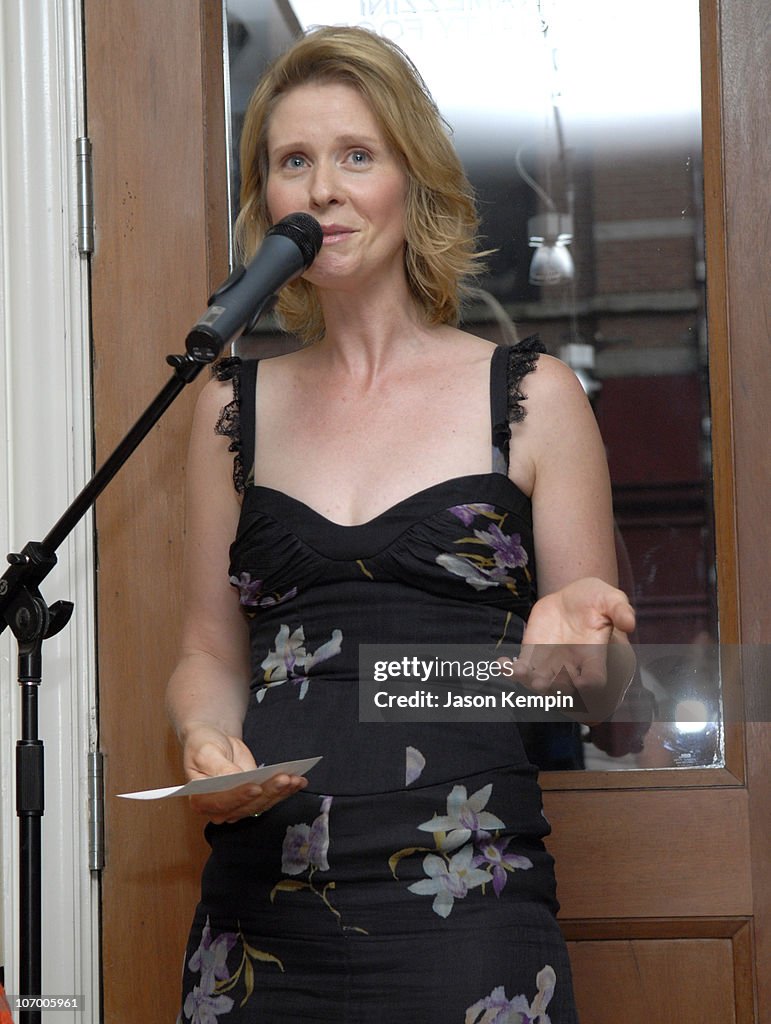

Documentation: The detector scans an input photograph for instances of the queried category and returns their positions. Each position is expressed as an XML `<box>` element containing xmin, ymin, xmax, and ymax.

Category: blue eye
<box><xmin>285</xmin><ymin>155</ymin><xmax>306</xmax><ymax>169</ymax></box>
<box><xmin>349</xmin><ymin>150</ymin><xmax>370</xmax><ymax>165</ymax></box>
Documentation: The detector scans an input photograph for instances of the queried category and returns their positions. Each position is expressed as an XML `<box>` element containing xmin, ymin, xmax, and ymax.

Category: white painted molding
<box><xmin>0</xmin><ymin>0</ymin><xmax>99</xmax><ymax>1017</ymax></box>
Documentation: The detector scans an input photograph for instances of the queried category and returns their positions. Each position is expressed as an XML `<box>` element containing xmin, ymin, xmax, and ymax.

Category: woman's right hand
<box><xmin>181</xmin><ymin>724</ymin><xmax>308</xmax><ymax>823</ymax></box>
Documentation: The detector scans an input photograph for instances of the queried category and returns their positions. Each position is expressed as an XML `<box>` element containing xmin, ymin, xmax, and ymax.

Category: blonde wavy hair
<box><xmin>235</xmin><ymin>25</ymin><xmax>485</xmax><ymax>343</ymax></box>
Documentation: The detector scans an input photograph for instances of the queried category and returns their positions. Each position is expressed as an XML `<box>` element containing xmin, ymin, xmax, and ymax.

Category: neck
<box><xmin>311</xmin><ymin>279</ymin><xmax>435</xmax><ymax>381</ymax></box>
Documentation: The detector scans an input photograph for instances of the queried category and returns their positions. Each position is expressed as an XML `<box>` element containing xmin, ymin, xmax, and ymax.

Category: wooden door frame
<box><xmin>712</xmin><ymin>0</ymin><xmax>771</xmax><ymax>1017</ymax></box>
<box><xmin>86</xmin><ymin>1</ymin><xmax>770</xmax><ymax>1020</ymax></box>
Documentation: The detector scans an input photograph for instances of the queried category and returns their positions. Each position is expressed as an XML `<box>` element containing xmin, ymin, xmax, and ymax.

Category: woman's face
<box><xmin>265</xmin><ymin>82</ymin><xmax>409</xmax><ymax>293</ymax></box>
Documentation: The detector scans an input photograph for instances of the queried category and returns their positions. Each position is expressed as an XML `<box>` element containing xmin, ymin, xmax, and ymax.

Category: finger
<box><xmin>506</xmin><ymin>645</ymin><xmax>538</xmax><ymax>678</ymax></box>
<box><xmin>607</xmin><ymin>591</ymin><xmax>636</xmax><ymax>634</ymax></box>
<box><xmin>189</xmin><ymin>775</ymin><xmax>308</xmax><ymax>823</ymax></box>
<box><xmin>618</xmin><ymin>602</ymin><xmax>636</xmax><ymax>634</ymax></box>
<box><xmin>511</xmin><ymin>644</ymin><xmax>565</xmax><ymax>684</ymax></box>
<box><xmin>258</xmin><ymin>773</ymin><xmax>308</xmax><ymax>811</ymax></box>
<box><xmin>188</xmin><ymin>782</ymin><xmax>263</xmax><ymax>820</ymax></box>
<box><xmin>570</xmin><ymin>645</ymin><xmax>608</xmax><ymax>683</ymax></box>
<box><xmin>500</xmin><ymin>648</ymin><xmax>564</xmax><ymax>692</ymax></box>
<box><xmin>513</xmin><ymin>653</ymin><xmax>586</xmax><ymax>696</ymax></box>
<box><xmin>496</xmin><ymin>656</ymin><xmax>526</xmax><ymax>682</ymax></box>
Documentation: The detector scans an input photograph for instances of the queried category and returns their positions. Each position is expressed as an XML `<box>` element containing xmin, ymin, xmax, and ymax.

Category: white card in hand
<box><xmin>116</xmin><ymin>756</ymin><xmax>322</xmax><ymax>800</ymax></box>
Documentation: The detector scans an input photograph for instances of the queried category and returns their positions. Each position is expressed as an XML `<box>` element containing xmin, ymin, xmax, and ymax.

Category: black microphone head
<box><xmin>267</xmin><ymin>213</ymin><xmax>323</xmax><ymax>268</ymax></box>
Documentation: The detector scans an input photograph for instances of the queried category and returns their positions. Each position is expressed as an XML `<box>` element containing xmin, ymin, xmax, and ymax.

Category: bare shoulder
<box><xmin>518</xmin><ymin>352</ymin><xmax>598</xmax><ymax>438</ymax></box>
<box><xmin>526</xmin><ymin>351</ymin><xmax>588</xmax><ymax>399</ymax></box>
<box><xmin>187</xmin><ymin>373</ymin><xmax>242</xmax><ymax>497</ymax></box>
<box><xmin>188</xmin><ymin>371</ymin><xmax>241</xmax><ymax>456</ymax></box>
<box><xmin>507</xmin><ymin>352</ymin><xmax>602</xmax><ymax>497</ymax></box>
<box><xmin>423</xmin><ymin>327</ymin><xmax>497</xmax><ymax>380</ymax></box>
<box><xmin>441</xmin><ymin>325</ymin><xmax>497</xmax><ymax>358</ymax></box>
<box><xmin>194</xmin><ymin>371</ymin><xmax>237</xmax><ymax>421</ymax></box>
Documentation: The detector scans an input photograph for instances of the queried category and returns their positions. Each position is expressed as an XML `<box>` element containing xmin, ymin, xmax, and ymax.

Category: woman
<box><xmin>168</xmin><ymin>26</ymin><xmax>634</xmax><ymax>1023</ymax></box>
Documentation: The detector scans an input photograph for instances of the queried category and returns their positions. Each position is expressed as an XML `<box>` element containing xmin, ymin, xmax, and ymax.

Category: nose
<box><xmin>308</xmin><ymin>161</ymin><xmax>341</xmax><ymax>208</ymax></box>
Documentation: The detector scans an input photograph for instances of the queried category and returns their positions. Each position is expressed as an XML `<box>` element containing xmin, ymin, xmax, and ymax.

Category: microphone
<box><xmin>185</xmin><ymin>212</ymin><xmax>323</xmax><ymax>363</ymax></box>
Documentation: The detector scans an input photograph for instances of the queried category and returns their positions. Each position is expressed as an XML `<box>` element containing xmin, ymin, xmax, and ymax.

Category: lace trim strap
<box><xmin>506</xmin><ymin>334</ymin><xmax>545</xmax><ymax>423</ymax></box>
<box><xmin>213</xmin><ymin>356</ymin><xmax>245</xmax><ymax>495</ymax></box>
<box><xmin>491</xmin><ymin>335</ymin><xmax>546</xmax><ymax>470</ymax></box>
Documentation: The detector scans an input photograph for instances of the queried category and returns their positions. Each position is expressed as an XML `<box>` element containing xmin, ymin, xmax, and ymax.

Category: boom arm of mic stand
<box><xmin>0</xmin><ymin>349</ymin><xmax>209</xmax><ymax>1020</ymax></box>
<box><xmin>0</xmin><ymin>352</ymin><xmax>205</xmax><ymax>626</ymax></box>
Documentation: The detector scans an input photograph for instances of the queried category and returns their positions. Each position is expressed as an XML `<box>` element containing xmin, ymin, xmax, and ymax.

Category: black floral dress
<box><xmin>177</xmin><ymin>339</ymin><xmax>579</xmax><ymax>1023</ymax></box>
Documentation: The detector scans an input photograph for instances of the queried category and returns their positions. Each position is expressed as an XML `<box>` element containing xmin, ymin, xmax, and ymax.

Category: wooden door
<box><xmin>84</xmin><ymin>3</ymin><xmax>228</xmax><ymax>1020</ymax></box>
<box><xmin>85</xmin><ymin>2</ymin><xmax>770</xmax><ymax>1021</ymax></box>
<box><xmin>547</xmin><ymin>5</ymin><xmax>770</xmax><ymax>1019</ymax></box>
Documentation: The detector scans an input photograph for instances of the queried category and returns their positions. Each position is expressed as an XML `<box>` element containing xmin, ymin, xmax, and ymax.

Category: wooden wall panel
<box><xmin>565</xmin><ymin>919</ymin><xmax>754</xmax><ymax>1024</ymax></box>
<box><xmin>570</xmin><ymin>938</ymin><xmax>736</xmax><ymax>1023</ymax></box>
<box><xmin>544</xmin><ymin>788</ymin><xmax>752</xmax><ymax>919</ymax></box>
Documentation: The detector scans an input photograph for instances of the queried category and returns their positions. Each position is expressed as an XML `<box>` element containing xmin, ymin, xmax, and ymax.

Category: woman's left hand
<box><xmin>505</xmin><ymin>577</ymin><xmax>636</xmax><ymax>722</ymax></box>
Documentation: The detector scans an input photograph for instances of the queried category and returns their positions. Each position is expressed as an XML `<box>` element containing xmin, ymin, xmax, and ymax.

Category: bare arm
<box><xmin>166</xmin><ymin>375</ymin><xmax>306</xmax><ymax>821</ymax></box>
<box><xmin>507</xmin><ymin>355</ymin><xmax>636</xmax><ymax>721</ymax></box>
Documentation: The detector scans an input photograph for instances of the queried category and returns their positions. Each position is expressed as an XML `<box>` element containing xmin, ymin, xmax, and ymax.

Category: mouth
<box><xmin>320</xmin><ymin>225</ymin><xmax>355</xmax><ymax>244</ymax></box>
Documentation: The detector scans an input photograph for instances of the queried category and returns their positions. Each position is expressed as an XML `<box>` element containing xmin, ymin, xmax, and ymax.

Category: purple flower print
<box><xmin>183</xmin><ymin>916</ymin><xmax>285</xmax><ymax>1020</ymax></box>
<box><xmin>436</xmin><ymin>553</ymin><xmax>503</xmax><ymax>591</ymax></box>
<box><xmin>229</xmin><ymin>572</ymin><xmax>297</xmax><ymax>610</ymax></box>
<box><xmin>437</xmin><ymin>511</ymin><xmax>530</xmax><ymax>593</ymax></box>
<box><xmin>281</xmin><ymin>824</ymin><xmax>316</xmax><ymax>875</ymax></box>
<box><xmin>390</xmin><ymin>780</ymin><xmax>531</xmax><ymax>918</ymax></box>
<box><xmin>449</xmin><ymin>503</ymin><xmax>496</xmax><ymax>527</ymax></box>
<box><xmin>407</xmin><ymin>843</ymin><xmax>491</xmax><ymax>918</ymax></box>
<box><xmin>465</xmin><ymin>965</ymin><xmax>556</xmax><ymax>1024</ymax></box>
<box><xmin>182</xmin><ymin>985</ymin><xmax>234</xmax><ymax>1024</ymax></box>
<box><xmin>471</xmin><ymin>834</ymin><xmax>533</xmax><ymax>896</ymax></box>
<box><xmin>474</xmin><ymin>523</ymin><xmax>528</xmax><ymax>571</ymax></box>
<box><xmin>259</xmin><ymin>624</ymin><xmax>343</xmax><ymax>701</ymax></box>
<box><xmin>261</xmin><ymin>624</ymin><xmax>305</xmax><ymax>682</ymax></box>
<box><xmin>183</xmin><ymin>917</ymin><xmax>237</xmax><ymax>1022</ymax></box>
<box><xmin>465</xmin><ymin>984</ymin><xmax>522</xmax><ymax>1024</ymax></box>
<box><xmin>417</xmin><ymin>783</ymin><xmax>505</xmax><ymax>852</ymax></box>
<box><xmin>187</xmin><ymin>918</ymin><xmax>237</xmax><ymax>994</ymax></box>
<box><xmin>281</xmin><ymin>796</ymin><xmax>332</xmax><ymax>875</ymax></box>
<box><xmin>273</xmin><ymin>797</ymin><xmax>367</xmax><ymax>934</ymax></box>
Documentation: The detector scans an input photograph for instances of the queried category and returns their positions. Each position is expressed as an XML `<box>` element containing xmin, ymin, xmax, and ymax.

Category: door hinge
<box><xmin>87</xmin><ymin>750</ymin><xmax>105</xmax><ymax>871</ymax></box>
<box><xmin>76</xmin><ymin>136</ymin><xmax>94</xmax><ymax>255</ymax></box>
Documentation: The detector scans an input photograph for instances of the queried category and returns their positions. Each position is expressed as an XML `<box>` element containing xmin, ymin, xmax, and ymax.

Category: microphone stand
<box><xmin>0</xmin><ymin>348</ymin><xmax>211</xmax><ymax>1023</ymax></box>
